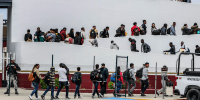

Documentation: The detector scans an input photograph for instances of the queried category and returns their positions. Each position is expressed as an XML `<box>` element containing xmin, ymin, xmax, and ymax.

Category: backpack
<box><xmin>146</xmin><ymin>44</ymin><xmax>151</xmax><ymax>51</ymax></box>
<box><xmin>152</xmin><ymin>29</ymin><xmax>161</xmax><ymax>35</ymax></box>
<box><xmin>90</xmin><ymin>29</ymin><xmax>96</xmax><ymax>38</ymax></box>
<box><xmin>71</xmin><ymin>72</ymin><xmax>79</xmax><ymax>83</ymax></box>
<box><xmin>167</xmin><ymin>27</ymin><xmax>171</xmax><ymax>34</ymax></box>
<box><xmin>55</xmin><ymin>35</ymin><xmax>61</xmax><ymax>42</ymax></box>
<box><xmin>28</xmin><ymin>73</ymin><xmax>35</xmax><ymax>82</ymax></box>
<box><xmin>90</xmin><ymin>70</ymin><xmax>98</xmax><ymax>80</ymax></box>
<box><xmin>69</xmin><ymin>38</ymin><xmax>73</xmax><ymax>44</ymax></box>
<box><xmin>99</xmin><ymin>31</ymin><xmax>104</xmax><ymax>38</ymax></box>
<box><xmin>140</xmin><ymin>26</ymin><xmax>145</xmax><ymax>35</ymax></box>
<box><xmin>110</xmin><ymin>73</ymin><xmax>116</xmax><ymax>82</ymax></box>
<box><xmin>43</xmin><ymin>72</ymin><xmax>50</xmax><ymax>84</ymax></box>
<box><xmin>134</xmin><ymin>28</ymin><xmax>140</xmax><ymax>36</ymax></box>
<box><xmin>123</xmin><ymin>69</ymin><xmax>131</xmax><ymax>80</ymax></box>
<box><xmin>136</xmin><ymin>68</ymin><xmax>143</xmax><ymax>78</ymax></box>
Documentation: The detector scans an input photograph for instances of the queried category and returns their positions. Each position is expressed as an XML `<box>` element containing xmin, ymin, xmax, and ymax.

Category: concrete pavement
<box><xmin>0</xmin><ymin>88</ymin><xmax>186</xmax><ymax>100</ymax></box>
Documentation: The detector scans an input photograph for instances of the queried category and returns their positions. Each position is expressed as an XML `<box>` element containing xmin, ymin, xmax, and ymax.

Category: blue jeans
<box><xmin>141</xmin><ymin>79</ymin><xmax>149</xmax><ymax>93</ymax></box>
<box><xmin>116</xmin><ymin>81</ymin><xmax>122</xmax><ymax>93</ymax></box>
<box><xmin>56</xmin><ymin>81</ymin><xmax>69</xmax><ymax>98</ymax></box>
<box><xmin>74</xmin><ymin>84</ymin><xmax>80</xmax><ymax>97</ymax></box>
<box><xmin>30</xmin><ymin>82</ymin><xmax>39</xmax><ymax>98</ymax></box>
<box><xmin>92</xmin><ymin>82</ymin><xmax>99</xmax><ymax>96</ymax></box>
<box><xmin>43</xmin><ymin>86</ymin><xmax>54</xmax><ymax>97</ymax></box>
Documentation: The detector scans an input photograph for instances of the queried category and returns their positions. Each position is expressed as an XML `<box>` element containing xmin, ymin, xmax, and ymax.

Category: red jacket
<box><xmin>117</xmin><ymin>72</ymin><xmax>124</xmax><ymax>84</ymax></box>
<box><xmin>131</xmin><ymin>25</ymin><xmax>140</xmax><ymax>36</ymax></box>
<box><xmin>60</xmin><ymin>30</ymin><xmax>66</xmax><ymax>41</ymax></box>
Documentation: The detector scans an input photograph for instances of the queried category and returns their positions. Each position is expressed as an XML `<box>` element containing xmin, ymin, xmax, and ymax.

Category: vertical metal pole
<box><xmin>162</xmin><ymin>76</ymin><xmax>165</xmax><ymax>99</ymax></box>
<box><xmin>115</xmin><ymin>55</ymin><xmax>117</xmax><ymax>96</ymax></box>
<box><xmin>8</xmin><ymin>53</ymin><xmax>11</xmax><ymax>96</ymax></box>
<box><xmin>155</xmin><ymin>62</ymin><xmax>157</xmax><ymax>98</ymax></box>
<box><xmin>52</xmin><ymin>55</ymin><xmax>53</xmax><ymax>67</ymax></box>
<box><xmin>93</xmin><ymin>56</ymin><xmax>95</xmax><ymax>70</ymax></box>
<box><xmin>125</xmin><ymin>56</ymin><xmax>128</xmax><ymax>97</ymax></box>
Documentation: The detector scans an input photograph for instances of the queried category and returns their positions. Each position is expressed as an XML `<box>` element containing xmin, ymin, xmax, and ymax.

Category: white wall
<box><xmin>11</xmin><ymin>0</ymin><xmax>200</xmax><ymax>42</ymax></box>
<box><xmin>12</xmin><ymin>42</ymin><xmax>200</xmax><ymax>73</ymax></box>
<box><xmin>0</xmin><ymin>15</ymin><xmax>3</xmax><ymax>70</ymax></box>
<box><xmin>84</xmin><ymin>35</ymin><xmax>200</xmax><ymax>54</ymax></box>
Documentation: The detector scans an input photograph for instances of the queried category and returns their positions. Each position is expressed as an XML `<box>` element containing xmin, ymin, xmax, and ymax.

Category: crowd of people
<box><xmin>4</xmin><ymin>59</ymin><xmax>177</xmax><ymax>100</ymax></box>
<box><xmin>24</xmin><ymin>21</ymin><xmax>200</xmax><ymax>43</ymax></box>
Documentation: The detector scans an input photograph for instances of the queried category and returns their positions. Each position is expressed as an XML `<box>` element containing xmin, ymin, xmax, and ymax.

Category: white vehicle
<box><xmin>174</xmin><ymin>53</ymin><xmax>200</xmax><ymax>100</ymax></box>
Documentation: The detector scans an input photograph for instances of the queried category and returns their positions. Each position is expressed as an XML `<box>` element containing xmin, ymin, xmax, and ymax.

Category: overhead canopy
<box><xmin>0</xmin><ymin>0</ymin><xmax>12</xmax><ymax>8</ymax></box>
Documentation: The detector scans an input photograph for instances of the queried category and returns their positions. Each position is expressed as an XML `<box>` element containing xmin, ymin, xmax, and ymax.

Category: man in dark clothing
<box><xmin>141</xmin><ymin>20</ymin><xmax>147</xmax><ymax>35</ymax></box>
<box><xmin>34</xmin><ymin>27</ymin><xmax>42</xmax><ymax>42</ymax></box>
<box><xmin>141</xmin><ymin>39</ymin><xmax>151</xmax><ymax>53</ymax></box>
<box><xmin>129</xmin><ymin>38</ymin><xmax>139</xmax><ymax>52</ymax></box>
<box><xmin>41</xmin><ymin>71</ymin><xmax>54</xmax><ymax>100</ymax></box>
<box><xmin>74</xmin><ymin>32</ymin><xmax>81</xmax><ymax>45</ymax></box>
<box><xmin>100</xmin><ymin>27</ymin><xmax>109</xmax><ymax>38</ymax></box>
<box><xmin>115</xmin><ymin>24</ymin><xmax>125</xmax><ymax>37</ymax></box>
<box><xmin>163</xmin><ymin>42</ymin><xmax>176</xmax><ymax>54</ymax></box>
<box><xmin>24</xmin><ymin>29</ymin><xmax>32</xmax><ymax>41</ymax></box>
<box><xmin>92</xmin><ymin>64</ymin><xmax>101</xmax><ymax>98</ymax></box>
<box><xmin>195</xmin><ymin>45</ymin><xmax>200</xmax><ymax>56</ymax></box>
<box><xmin>182</xmin><ymin>24</ymin><xmax>192</xmax><ymax>35</ymax></box>
<box><xmin>4</xmin><ymin>59</ymin><xmax>21</xmax><ymax>95</ymax></box>
<box><xmin>74</xmin><ymin>67</ymin><xmax>82</xmax><ymax>99</ymax></box>
<box><xmin>99</xmin><ymin>63</ymin><xmax>109</xmax><ymax>98</ymax></box>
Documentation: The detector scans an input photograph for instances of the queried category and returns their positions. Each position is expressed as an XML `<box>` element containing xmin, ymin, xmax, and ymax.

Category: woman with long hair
<box><xmin>69</xmin><ymin>28</ymin><xmax>75</xmax><ymax>39</ymax></box>
<box><xmin>29</xmin><ymin>64</ymin><xmax>44</xmax><ymax>100</ymax></box>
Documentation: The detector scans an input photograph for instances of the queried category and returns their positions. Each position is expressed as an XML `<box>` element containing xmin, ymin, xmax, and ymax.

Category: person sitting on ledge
<box><xmin>141</xmin><ymin>39</ymin><xmax>151</xmax><ymax>53</ymax></box>
<box><xmin>24</xmin><ymin>29</ymin><xmax>32</xmax><ymax>41</ymax></box>
<box><xmin>163</xmin><ymin>42</ymin><xmax>176</xmax><ymax>54</ymax></box>
<box><xmin>195</xmin><ymin>45</ymin><xmax>200</xmax><ymax>56</ymax></box>
<box><xmin>131</xmin><ymin>22</ymin><xmax>140</xmax><ymax>36</ymax></box>
<box><xmin>74</xmin><ymin>32</ymin><xmax>82</xmax><ymax>45</ymax></box>
<box><xmin>64</xmin><ymin>34</ymin><xmax>73</xmax><ymax>44</ymax></box>
<box><xmin>176</xmin><ymin>41</ymin><xmax>190</xmax><ymax>53</ymax></box>
<box><xmin>161</xmin><ymin>24</ymin><xmax>167</xmax><ymax>35</ymax></box>
<box><xmin>191</xmin><ymin>23</ymin><xmax>200</xmax><ymax>34</ymax></box>
<box><xmin>181</xmin><ymin>24</ymin><xmax>192</xmax><ymax>35</ymax></box>
<box><xmin>115</xmin><ymin>24</ymin><xmax>126</xmax><ymax>37</ymax></box>
<box><xmin>100</xmin><ymin>26</ymin><xmax>109</xmax><ymax>38</ymax></box>
<box><xmin>89</xmin><ymin>26</ymin><xmax>99</xmax><ymax>39</ymax></box>
<box><xmin>89</xmin><ymin>36</ymin><xmax>98</xmax><ymax>47</ymax></box>
<box><xmin>110</xmin><ymin>40</ymin><xmax>119</xmax><ymax>50</ymax></box>
<box><xmin>128</xmin><ymin>38</ymin><xmax>139</xmax><ymax>52</ymax></box>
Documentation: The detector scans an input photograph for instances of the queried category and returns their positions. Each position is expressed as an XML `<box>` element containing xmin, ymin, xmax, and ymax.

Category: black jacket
<box><xmin>24</xmin><ymin>33</ymin><xmax>32</xmax><ymax>41</ymax></box>
<box><xmin>44</xmin><ymin>71</ymin><xmax>50</xmax><ymax>86</ymax></box>
<box><xmin>115</xmin><ymin>27</ymin><xmax>125</xmax><ymax>37</ymax></box>
<box><xmin>75</xmin><ymin>72</ymin><xmax>82</xmax><ymax>84</ymax></box>
<box><xmin>33</xmin><ymin>72</ymin><xmax>40</xmax><ymax>83</ymax></box>
<box><xmin>74</xmin><ymin>36</ymin><xmax>81</xmax><ymax>45</ymax></box>
<box><xmin>141</xmin><ymin>23</ymin><xmax>147</xmax><ymax>34</ymax></box>
<box><xmin>130</xmin><ymin>39</ymin><xmax>139</xmax><ymax>52</ymax></box>
<box><xmin>161</xmin><ymin>27</ymin><xmax>167</xmax><ymax>35</ymax></box>
<box><xmin>6</xmin><ymin>62</ymin><xmax>21</xmax><ymax>76</ymax></box>
<box><xmin>165</xmin><ymin>45</ymin><xmax>176</xmax><ymax>54</ymax></box>
<box><xmin>101</xmin><ymin>29</ymin><xmax>109</xmax><ymax>38</ymax></box>
<box><xmin>100</xmin><ymin>67</ymin><xmax>109</xmax><ymax>82</ymax></box>
<box><xmin>195</xmin><ymin>48</ymin><xmax>200</xmax><ymax>56</ymax></box>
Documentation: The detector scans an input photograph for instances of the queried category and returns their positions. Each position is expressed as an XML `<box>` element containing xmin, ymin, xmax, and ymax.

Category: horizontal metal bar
<box><xmin>0</xmin><ymin>2</ymin><xmax>12</xmax><ymax>6</ymax></box>
<box><xmin>0</xmin><ymin>0</ymin><xmax>12</xmax><ymax>2</ymax></box>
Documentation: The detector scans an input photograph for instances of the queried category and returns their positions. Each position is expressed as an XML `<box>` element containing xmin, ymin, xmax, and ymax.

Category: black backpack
<box><xmin>152</xmin><ymin>29</ymin><xmax>161</xmax><ymax>35</ymax></box>
<box><xmin>136</xmin><ymin>68</ymin><xmax>143</xmax><ymax>78</ymax></box>
<box><xmin>123</xmin><ymin>69</ymin><xmax>131</xmax><ymax>80</ymax></box>
<box><xmin>100</xmin><ymin>31</ymin><xmax>104</xmax><ymax>38</ymax></box>
<box><xmin>44</xmin><ymin>72</ymin><xmax>50</xmax><ymax>84</ymax></box>
<box><xmin>90</xmin><ymin>29</ymin><xmax>96</xmax><ymax>38</ymax></box>
<box><xmin>134</xmin><ymin>28</ymin><xmax>140</xmax><ymax>36</ymax></box>
<box><xmin>167</xmin><ymin>27</ymin><xmax>171</xmax><ymax>34</ymax></box>
<box><xmin>55</xmin><ymin>34</ymin><xmax>61</xmax><ymax>42</ymax></box>
<box><xmin>71</xmin><ymin>72</ymin><xmax>79</xmax><ymax>83</ymax></box>
<box><xmin>90</xmin><ymin>70</ymin><xmax>98</xmax><ymax>80</ymax></box>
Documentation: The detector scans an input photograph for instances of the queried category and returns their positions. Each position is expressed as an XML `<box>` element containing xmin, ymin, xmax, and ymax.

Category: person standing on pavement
<box><xmin>92</xmin><ymin>64</ymin><xmax>101</xmax><ymax>98</ymax></box>
<box><xmin>4</xmin><ymin>59</ymin><xmax>21</xmax><ymax>95</ymax></box>
<box><xmin>140</xmin><ymin>62</ymin><xmax>149</xmax><ymax>96</ymax></box>
<box><xmin>55</xmin><ymin>64</ymin><xmax>70</xmax><ymax>99</ymax></box>
<box><xmin>128</xmin><ymin>63</ymin><xmax>136</xmax><ymax>97</ymax></box>
<box><xmin>99</xmin><ymin>63</ymin><xmax>109</xmax><ymax>98</ymax></box>
<box><xmin>74</xmin><ymin>67</ymin><xmax>82</xmax><ymax>99</ymax></box>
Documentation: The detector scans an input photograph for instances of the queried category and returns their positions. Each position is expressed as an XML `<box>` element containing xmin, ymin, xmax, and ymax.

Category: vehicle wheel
<box><xmin>186</xmin><ymin>89</ymin><xmax>200</xmax><ymax>100</ymax></box>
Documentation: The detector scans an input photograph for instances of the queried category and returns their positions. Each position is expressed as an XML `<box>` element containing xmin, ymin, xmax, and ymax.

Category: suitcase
<box><xmin>165</xmin><ymin>86</ymin><xmax>173</xmax><ymax>97</ymax></box>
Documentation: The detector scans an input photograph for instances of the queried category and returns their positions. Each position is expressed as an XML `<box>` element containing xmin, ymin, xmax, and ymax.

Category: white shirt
<box><xmin>141</xmin><ymin>66</ymin><xmax>148</xmax><ymax>80</ymax></box>
<box><xmin>58</xmin><ymin>68</ymin><xmax>68</xmax><ymax>82</ymax></box>
<box><xmin>81</xmin><ymin>31</ymin><xmax>86</xmax><ymax>39</ymax></box>
<box><xmin>177</xmin><ymin>44</ymin><xmax>189</xmax><ymax>52</ymax></box>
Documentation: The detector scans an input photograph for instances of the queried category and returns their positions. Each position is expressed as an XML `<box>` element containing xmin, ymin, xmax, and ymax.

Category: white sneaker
<box><xmin>29</xmin><ymin>95</ymin><xmax>32</xmax><ymax>100</ymax></box>
<box><xmin>36</xmin><ymin>97</ymin><xmax>40</xmax><ymax>100</ymax></box>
